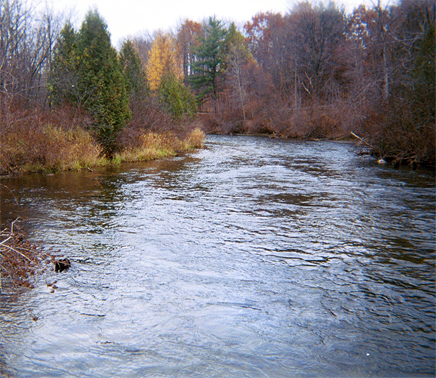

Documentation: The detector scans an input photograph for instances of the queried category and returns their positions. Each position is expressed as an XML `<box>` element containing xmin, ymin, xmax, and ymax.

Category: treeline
<box><xmin>0</xmin><ymin>2</ymin><xmax>202</xmax><ymax>174</ymax></box>
<box><xmin>1</xmin><ymin>0</ymin><xmax>434</xmax><ymax>173</ymax></box>
<box><xmin>139</xmin><ymin>0</ymin><xmax>432</xmax><ymax>166</ymax></box>
<box><xmin>166</xmin><ymin>0</ymin><xmax>432</xmax><ymax>167</ymax></box>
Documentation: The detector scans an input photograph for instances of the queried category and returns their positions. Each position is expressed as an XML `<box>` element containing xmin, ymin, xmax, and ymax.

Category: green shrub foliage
<box><xmin>158</xmin><ymin>74</ymin><xmax>197</xmax><ymax>119</ymax></box>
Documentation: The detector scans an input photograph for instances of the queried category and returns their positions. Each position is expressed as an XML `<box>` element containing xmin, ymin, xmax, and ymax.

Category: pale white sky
<box><xmin>48</xmin><ymin>0</ymin><xmax>374</xmax><ymax>48</ymax></box>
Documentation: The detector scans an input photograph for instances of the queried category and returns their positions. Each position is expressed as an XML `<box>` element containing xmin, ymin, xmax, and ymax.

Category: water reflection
<box><xmin>0</xmin><ymin>135</ymin><xmax>435</xmax><ymax>377</ymax></box>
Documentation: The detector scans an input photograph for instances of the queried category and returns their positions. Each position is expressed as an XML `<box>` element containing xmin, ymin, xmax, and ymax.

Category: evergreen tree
<box><xmin>221</xmin><ymin>23</ymin><xmax>251</xmax><ymax>67</ymax></box>
<box><xmin>412</xmin><ymin>24</ymin><xmax>435</xmax><ymax>122</ymax></box>
<box><xmin>120</xmin><ymin>39</ymin><xmax>149</xmax><ymax>101</ymax></box>
<box><xmin>49</xmin><ymin>22</ymin><xmax>79</xmax><ymax>105</ymax></box>
<box><xmin>189</xmin><ymin>17</ymin><xmax>228</xmax><ymax>103</ymax></box>
<box><xmin>76</xmin><ymin>10</ymin><xmax>131</xmax><ymax>155</ymax></box>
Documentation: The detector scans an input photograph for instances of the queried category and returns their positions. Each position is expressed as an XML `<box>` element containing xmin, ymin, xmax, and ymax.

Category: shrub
<box><xmin>0</xmin><ymin>106</ymin><xmax>103</xmax><ymax>175</ymax></box>
<box><xmin>158</xmin><ymin>74</ymin><xmax>197</xmax><ymax>120</ymax></box>
<box><xmin>185</xmin><ymin>128</ymin><xmax>205</xmax><ymax>149</ymax></box>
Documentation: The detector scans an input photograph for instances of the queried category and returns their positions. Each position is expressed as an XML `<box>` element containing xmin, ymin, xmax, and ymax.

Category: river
<box><xmin>0</xmin><ymin>135</ymin><xmax>435</xmax><ymax>377</ymax></box>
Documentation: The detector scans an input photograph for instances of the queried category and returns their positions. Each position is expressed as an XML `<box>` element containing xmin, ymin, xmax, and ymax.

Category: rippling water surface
<box><xmin>0</xmin><ymin>135</ymin><xmax>435</xmax><ymax>377</ymax></box>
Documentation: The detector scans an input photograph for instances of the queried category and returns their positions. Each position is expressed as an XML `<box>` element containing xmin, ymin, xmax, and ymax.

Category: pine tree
<box><xmin>412</xmin><ymin>24</ymin><xmax>435</xmax><ymax>120</ymax></box>
<box><xmin>120</xmin><ymin>39</ymin><xmax>149</xmax><ymax>100</ymax></box>
<box><xmin>189</xmin><ymin>17</ymin><xmax>228</xmax><ymax>103</ymax></box>
<box><xmin>49</xmin><ymin>22</ymin><xmax>79</xmax><ymax>105</ymax></box>
<box><xmin>76</xmin><ymin>10</ymin><xmax>131</xmax><ymax>155</ymax></box>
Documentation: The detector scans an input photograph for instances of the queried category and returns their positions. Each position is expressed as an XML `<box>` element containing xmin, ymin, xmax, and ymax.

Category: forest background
<box><xmin>0</xmin><ymin>0</ymin><xmax>434</xmax><ymax>175</ymax></box>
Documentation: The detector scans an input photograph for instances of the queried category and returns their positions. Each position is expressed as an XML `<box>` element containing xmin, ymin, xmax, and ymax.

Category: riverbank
<box><xmin>0</xmin><ymin>126</ymin><xmax>205</xmax><ymax>287</ymax></box>
<box><xmin>198</xmin><ymin>97</ymin><xmax>435</xmax><ymax>170</ymax></box>
<box><xmin>114</xmin><ymin>128</ymin><xmax>205</xmax><ymax>164</ymax></box>
<box><xmin>0</xmin><ymin>123</ymin><xmax>205</xmax><ymax>176</ymax></box>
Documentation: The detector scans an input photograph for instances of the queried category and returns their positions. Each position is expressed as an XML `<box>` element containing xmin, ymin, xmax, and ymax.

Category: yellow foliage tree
<box><xmin>146</xmin><ymin>32</ymin><xmax>181</xmax><ymax>91</ymax></box>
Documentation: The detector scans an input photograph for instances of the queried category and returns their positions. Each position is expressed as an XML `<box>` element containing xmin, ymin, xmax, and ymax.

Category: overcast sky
<box><xmin>49</xmin><ymin>0</ymin><xmax>375</xmax><ymax>48</ymax></box>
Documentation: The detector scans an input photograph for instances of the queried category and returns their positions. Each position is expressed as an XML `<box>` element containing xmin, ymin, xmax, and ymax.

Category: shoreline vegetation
<box><xmin>0</xmin><ymin>0</ymin><xmax>434</xmax><ymax>178</ymax></box>
<box><xmin>0</xmin><ymin>123</ymin><xmax>205</xmax><ymax>176</ymax></box>
<box><xmin>0</xmin><ymin>104</ymin><xmax>205</xmax><ymax>176</ymax></box>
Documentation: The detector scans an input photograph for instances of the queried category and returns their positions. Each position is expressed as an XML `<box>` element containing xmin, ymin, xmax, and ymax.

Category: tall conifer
<box><xmin>76</xmin><ymin>10</ymin><xmax>131</xmax><ymax>155</ymax></box>
<box><xmin>120</xmin><ymin>39</ymin><xmax>149</xmax><ymax>100</ymax></box>
<box><xmin>49</xmin><ymin>22</ymin><xmax>79</xmax><ymax>105</ymax></box>
<box><xmin>190</xmin><ymin>17</ymin><xmax>227</xmax><ymax>103</ymax></box>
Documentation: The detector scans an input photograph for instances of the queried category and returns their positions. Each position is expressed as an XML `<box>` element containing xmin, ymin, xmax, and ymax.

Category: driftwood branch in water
<box><xmin>351</xmin><ymin>131</ymin><xmax>372</xmax><ymax>148</ymax></box>
<box><xmin>351</xmin><ymin>131</ymin><xmax>363</xmax><ymax>140</ymax></box>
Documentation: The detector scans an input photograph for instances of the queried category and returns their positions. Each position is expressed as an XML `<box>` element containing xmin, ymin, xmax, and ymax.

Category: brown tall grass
<box><xmin>115</xmin><ymin>99</ymin><xmax>205</xmax><ymax>163</ymax></box>
<box><xmin>115</xmin><ymin>128</ymin><xmax>205</xmax><ymax>163</ymax></box>
<box><xmin>184</xmin><ymin>127</ymin><xmax>205</xmax><ymax>149</ymax></box>
<box><xmin>0</xmin><ymin>106</ymin><xmax>103</xmax><ymax>175</ymax></box>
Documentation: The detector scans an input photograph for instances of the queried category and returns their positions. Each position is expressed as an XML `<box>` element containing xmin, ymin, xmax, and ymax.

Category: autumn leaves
<box><xmin>146</xmin><ymin>33</ymin><xmax>181</xmax><ymax>92</ymax></box>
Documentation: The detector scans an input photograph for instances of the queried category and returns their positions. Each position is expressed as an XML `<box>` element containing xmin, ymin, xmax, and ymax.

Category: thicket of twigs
<box><xmin>0</xmin><ymin>219</ymin><xmax>54</xmax><ymax>291</ymax></box>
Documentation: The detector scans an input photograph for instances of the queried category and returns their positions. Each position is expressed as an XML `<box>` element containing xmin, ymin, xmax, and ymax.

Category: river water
<box><xmin>0</xmin><ymin>135</ymin><xmax>435</xmax><ymax>377</ymax></box>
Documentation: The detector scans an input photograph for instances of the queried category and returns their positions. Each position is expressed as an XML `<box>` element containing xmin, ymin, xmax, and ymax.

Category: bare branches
<box><xmin>0</xmin><ymin>0</ymin><xmax>64</xmax><ymax>108</ymax></box>
<box><xmin>0</xmin><ymin>218</ymin><xmax>54</xmax><ymax>290</ymax></box>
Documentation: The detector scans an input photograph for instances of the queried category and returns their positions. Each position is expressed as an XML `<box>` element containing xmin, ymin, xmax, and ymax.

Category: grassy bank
<box><xmin>114</xmin><ymin>128</ymin><xmax>205</xmax><ymax>163</ymax></box>
<box><xmin>0</xmin><ymin>107</ymin><xmax>205</xmax><ymax>176</ymax></box>
<box><xmin>0</xmin><ymin>124</ymin><xmax>105</xmax><ymax>175</ymax></box>
<box><xmin>0</xmin><ymin>107</ymin><xmax>104</xmax><ymax>175</ymax></box>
